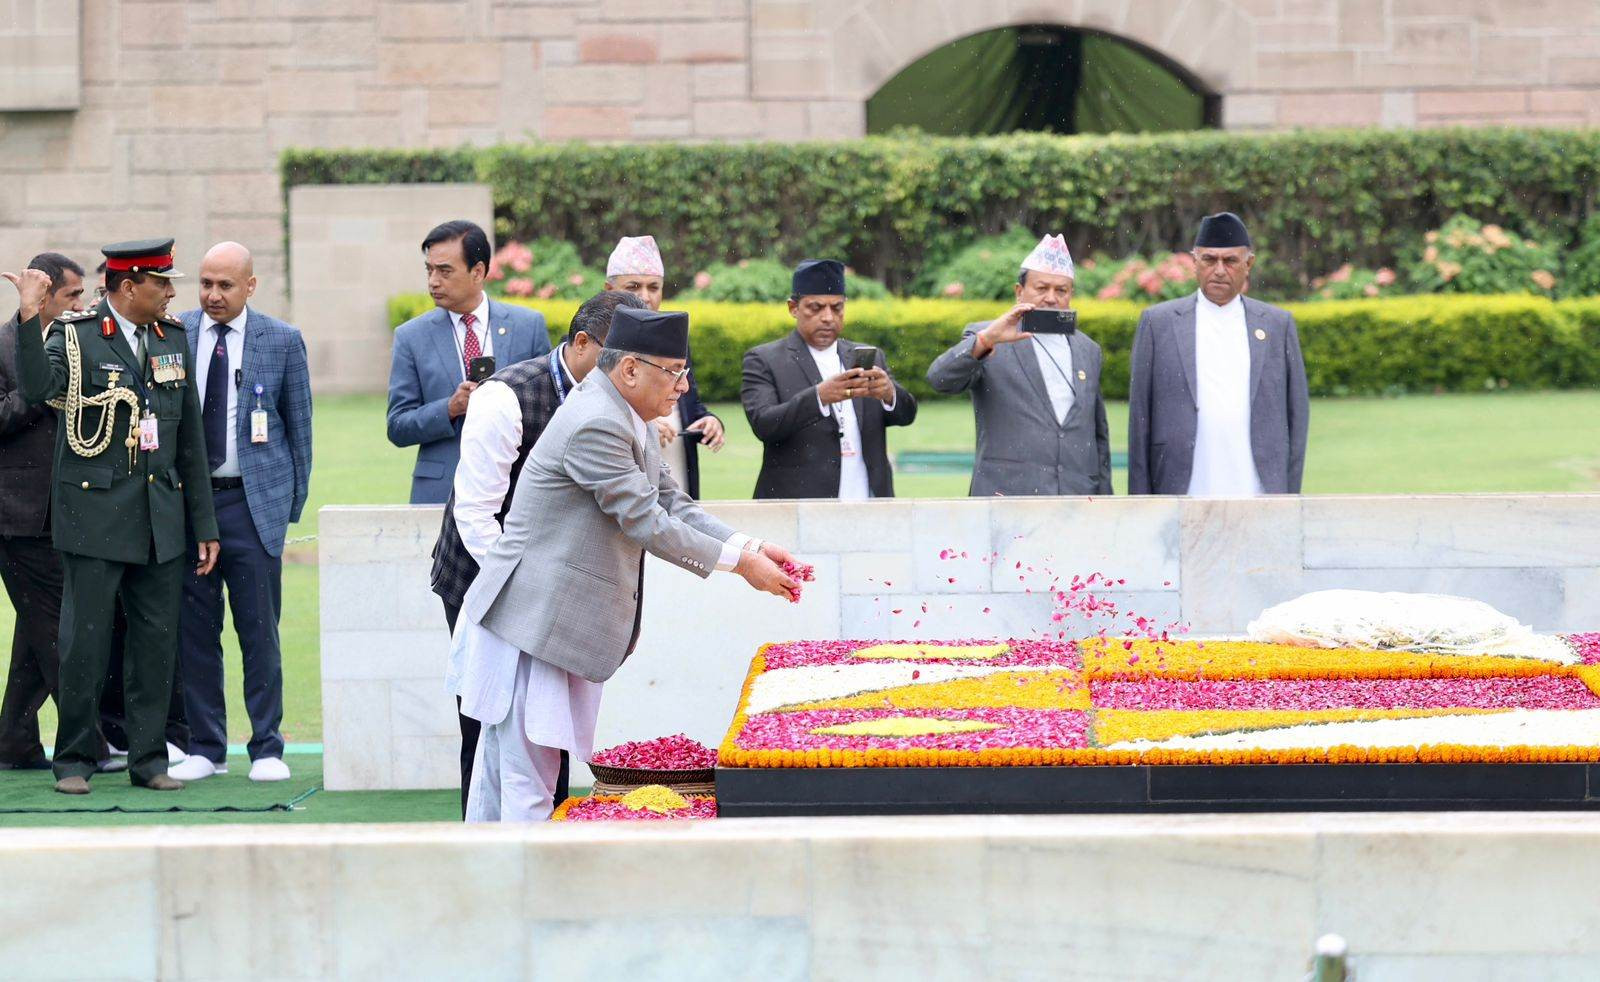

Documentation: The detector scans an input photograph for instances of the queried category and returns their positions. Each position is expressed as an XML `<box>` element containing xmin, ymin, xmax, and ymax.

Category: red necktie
<box><xmin>460</xmin><ymin>312</ymin><xmax>480</xmax><ymax>377</ymax></box>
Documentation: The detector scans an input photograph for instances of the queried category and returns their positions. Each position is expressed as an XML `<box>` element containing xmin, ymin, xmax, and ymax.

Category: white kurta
<box><xmin>1029</xmin><ymin>333</ymin><xmax>1076</xmax><ymax>425</ymax></box>
<box><xmin>807</xmin><ymin>341</ymin><xmax>895</xmax><ymax>500</ymax></box>
<box><xmin>1187</xmin><ymin>293</ymin><xmax>1264</xmax><ymax>496</ymax></box>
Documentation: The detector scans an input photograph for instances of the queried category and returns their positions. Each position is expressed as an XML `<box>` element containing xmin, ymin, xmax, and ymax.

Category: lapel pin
<box><xmin>498</xmin><ymin>327</ymin><xmax>505</xmax><ymax>335</ymax></box>
<box><xmin>1254</xmin><ymin>328</ymin><xmax>1266</xmax><ymax>341</ymax></box>
<box><xmin>1077</xmin><ymin>370</ymin><xmax>1086</xmax><ymax>380</ymax></box>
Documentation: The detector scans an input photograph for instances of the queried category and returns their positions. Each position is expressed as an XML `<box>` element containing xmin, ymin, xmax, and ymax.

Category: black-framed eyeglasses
<box><xmin>634</xmin><ymin>355</ymin><xmax>690</xmax><ymax>384</ymax></box>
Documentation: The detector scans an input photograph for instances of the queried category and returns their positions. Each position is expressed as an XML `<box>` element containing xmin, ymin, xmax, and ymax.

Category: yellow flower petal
<box><xmin>852</xmin><ymin>643</ymin><xmax>1011</xmax><ymax>661</ymax></box>
<box><xmin>809</xmin><ymin>717</ymin><xmax>1002</xmax><ymax>737</ymax></box>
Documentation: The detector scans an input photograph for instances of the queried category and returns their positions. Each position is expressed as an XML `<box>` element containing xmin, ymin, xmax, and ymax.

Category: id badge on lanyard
<box><xmin>250</xmin><ymin>384</ymin><xmax>268</xmax><ymax>443</ymax></box>
<box><xmin>834</xmin><ymin>406</ymin><xmax>858</xmax><ymax>458</ymax></box>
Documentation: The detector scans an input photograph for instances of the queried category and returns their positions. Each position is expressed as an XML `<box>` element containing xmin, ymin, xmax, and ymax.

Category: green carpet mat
<box><xmin>0</xmin><ymin>755</ymin><xmax>323</xmax><ymax>814</ymax></box>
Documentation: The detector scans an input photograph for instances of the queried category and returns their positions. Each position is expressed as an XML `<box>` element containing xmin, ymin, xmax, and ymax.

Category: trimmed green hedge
<box><xmin>288</xmin><ymin>129</ymin><xmax>1600</xmax><ymax>294</ymax></box>
<box><xmin>388</xmin><ymin>293</ymin><xmax>1600</xmax><ymax>403</ymax></box>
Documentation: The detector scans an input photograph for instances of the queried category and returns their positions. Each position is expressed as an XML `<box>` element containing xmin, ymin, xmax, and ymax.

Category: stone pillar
<box><xmin>288</xmin><ymin>183</ymin><xmax>492</xmax><ymax>394</ymax></box>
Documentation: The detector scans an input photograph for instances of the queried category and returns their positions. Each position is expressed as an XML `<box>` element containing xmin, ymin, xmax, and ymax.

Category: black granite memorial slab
<box><xmin>716</xmin><ymin>763</ymin><xmax>1600</xmax><ymax>817</ymax></box>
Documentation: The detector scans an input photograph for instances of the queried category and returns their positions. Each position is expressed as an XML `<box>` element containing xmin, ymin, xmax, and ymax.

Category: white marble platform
<box><xmin>319</xmin><ymin>495</ymin><xmax>1600</xmax><ymax>791</ymax></box>
<box><xmin>5</xmin><ymin>812</ymin><xmax>1600</xmax><ymax>981</ymax></box>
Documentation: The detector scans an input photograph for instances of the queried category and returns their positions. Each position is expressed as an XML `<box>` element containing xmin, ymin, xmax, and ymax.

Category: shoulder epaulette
<box><xmin>56</xmin><ymin>309</ymin><xmax>97</xmax><ymax>322</ymax></box>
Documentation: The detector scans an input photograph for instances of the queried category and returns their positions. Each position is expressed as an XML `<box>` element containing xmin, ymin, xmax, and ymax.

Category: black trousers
<box><xmin>179</xmin><ymin>486</ymin><xmax>285</xmax><ymax>764</ymax></box>
<box><xmin>0</xmin><ymin>534</ymin><xmax>63</xmax><ymax>765</ymax></box>
<box><xmin>99</xmin><ymin>603</ymin><xmax>188</xmax><ymax>752</ymax></box>
<box><xmin>56</xmin><ymin>549</ymin><xmax>183</xmax><ymax>784</ymax></box>
<box><xmin>442</xmin><ymin>598</ymin><xmax>569</xmax><ymax>819</ymax></box>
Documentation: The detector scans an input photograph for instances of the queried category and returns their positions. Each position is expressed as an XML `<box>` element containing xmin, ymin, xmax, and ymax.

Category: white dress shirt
<box><xmin>807</xmin><ymin>342</ymin><xmax>894</xmax><ymax>500</ymax></box>
<box><xmin>452</xmin><ymin>343</ymin><xmax>752</xmax><ymax>569</ymax></box>
<box><xmin>194</xmin><ymin>307</ymin><xmax>249</xmax><ymax>478</ymax></box>
<box><xmin>1029</xmin><ymin>333</ymin><xmax>1076</xmax><ymax>425</ymax></box>
<box><xmin>449</xmin><ymin>293</ymin><xmax>493</xmax><ymax>381</ymax></box>
<box><xmin>1187</xmin><ymin>292</ymin><xmax>1264</xmax><ymax>496</ymax></box>
<box><xmin>107</xmin><ymin>301</ymin><xmax>145</xmax><ymax>361</ymax></box>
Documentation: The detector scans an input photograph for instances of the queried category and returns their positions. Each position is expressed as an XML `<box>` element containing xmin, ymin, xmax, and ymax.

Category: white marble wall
<box><xmin>6</xmin><ymin>813</ymin><xmax>1600</xmax><ymax>981</ymax></box>
<box><xmin>320</xmin><ymin>495</ymin><xmax>1600</xmax><ymax>791</ymax></box>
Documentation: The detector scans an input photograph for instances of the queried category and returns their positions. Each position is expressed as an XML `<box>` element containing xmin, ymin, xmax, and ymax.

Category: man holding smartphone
<box><xmin>927</xmin><ymin>234</ymin><xmax>1112</xmax><ymax>497</ymax></box>
<box><xmin>741</xmin><ymin>259</ymin><xmax>915</xmax><ymax>499</ymax></box>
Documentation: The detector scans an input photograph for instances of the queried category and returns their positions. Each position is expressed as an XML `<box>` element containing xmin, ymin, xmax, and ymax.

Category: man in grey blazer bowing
<box><xmin>1128</xmin><ymin>212</ymin><xmax>1309</xmax><ymax>496</ymax></box>
<box><xmin>927</xmin><ymin>233</ymin><xmax>1111</xmax><ymax>497</ymax></box>
<box><xmin>448</xmin><ymin>306</ymin><xmax>801</xmax><ymax>822</ymax></box>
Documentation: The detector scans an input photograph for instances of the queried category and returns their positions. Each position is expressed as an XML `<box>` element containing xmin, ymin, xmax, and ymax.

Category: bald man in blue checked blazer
<box><xmin>174</xmin><ymin>264</ymin><xmax>312</xmax><ymax>782</ymax></box>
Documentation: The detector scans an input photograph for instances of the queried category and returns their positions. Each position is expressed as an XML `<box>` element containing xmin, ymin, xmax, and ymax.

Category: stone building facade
<box><xmin>3</xmin><ymin>0</ymin><xmax>1600</xmax><ymax>384</ymax></box>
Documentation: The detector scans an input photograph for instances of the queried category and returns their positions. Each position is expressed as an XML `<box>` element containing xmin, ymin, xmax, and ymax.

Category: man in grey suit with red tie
<box><xmin>387</xmin><ymin>221</ymin><xmax>550</xmax><ymax>504</ymax></box>
<box><xmin>172</xmin><ymin>242</ymin><xmax>313</xmax><ymax>783</ymax></box>
<box><xmin>1128</xmin><ymin>213</ymin><xmax>1310</xmax><ymax>496</ymax></box>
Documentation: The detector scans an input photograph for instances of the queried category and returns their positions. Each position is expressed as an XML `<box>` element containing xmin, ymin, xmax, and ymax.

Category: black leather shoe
<box><xmin>0</xmin><ymin>756</ymin><xmax>51</xmax><ymax>771</ymax></box>
<box><xmin>54</xmin><ymin>776</ymin><xmax>91</xmax><ymax>795</ymax></box>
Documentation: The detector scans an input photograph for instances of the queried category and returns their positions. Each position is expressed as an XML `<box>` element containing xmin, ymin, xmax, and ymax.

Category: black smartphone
<box><xmin>678</xmin><ymin>429</ymin><xmax>704</xmax><ymax>444</ymax></box>
<box><xmin>468</xmin><ymin>356</ymin><xmax>497</xmax><ymax>382</ymax></box>
<box><xmin>1022</xmin><ymin>308</ymin><xmax>1077</xmax><ymax>336</ymax></box>
<box><xmin>849</xmin><ymin>346</ymin><xmax>880</xmax><ymax>371</ymax></box>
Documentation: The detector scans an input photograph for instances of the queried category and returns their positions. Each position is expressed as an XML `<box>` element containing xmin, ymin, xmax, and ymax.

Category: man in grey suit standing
<box><xmin>927</xmin><ymin>234</ymin><xmax>1111</xmax><ymax>496</ymax></box>
<box><xmin>448</xmin><ymin>306</ymin><xmax>801</xmax><ymax>822</ymax></box>
<box><xmin>1128</xmin><ymin>213</ymin><xmax>1309</xmax><ymax>496</ymax></box>
<box><xmin>386</xmin><ymin>220</ymin><xmax>550</xmax><ymax>504</ymax></box>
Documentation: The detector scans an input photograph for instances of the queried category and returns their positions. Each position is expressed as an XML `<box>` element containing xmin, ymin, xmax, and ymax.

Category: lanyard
<box><xmin>550</xmin><ymin>343</ymin><xmax>569</xmax><ymax>404</ymax></box>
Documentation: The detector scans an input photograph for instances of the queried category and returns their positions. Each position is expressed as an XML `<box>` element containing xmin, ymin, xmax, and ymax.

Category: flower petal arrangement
<box><xmin>718</xmin><ymin>636</ymin><xmax>1600</xmax><ymax>768</ymax></box>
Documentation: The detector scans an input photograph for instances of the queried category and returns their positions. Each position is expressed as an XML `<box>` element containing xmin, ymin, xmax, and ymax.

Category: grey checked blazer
<box><xmin>1127</xmin><ymin>294</ymin><xmax>1310</xmax><ymax>495</ymax></box>
<box><xmin>458</xmin><ymin>369</ymin><xmax>735</xmax><ymax>684</ymax></box>
<box><xmin>927</xmin><ymin>323</ymin><xmax>1112</xmax><ymax>497</ymax></box>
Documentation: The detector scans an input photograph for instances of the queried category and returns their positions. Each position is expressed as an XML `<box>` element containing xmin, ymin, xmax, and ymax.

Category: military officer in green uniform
<box><xmin>5</xmin><ymin>239</ymin><xmax>219</xmax><ymax>794</ymax></box>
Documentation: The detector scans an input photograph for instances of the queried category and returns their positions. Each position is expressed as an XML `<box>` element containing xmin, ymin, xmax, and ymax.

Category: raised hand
<box><xmin>2</xmin><ymin>268</ymin><xmax>52</xmax><ymax>323</ymax></box>
<box><xmin>973</xmin><ymin>302</ymin><xmax>1036</xmax><ymax>358</ymax></box>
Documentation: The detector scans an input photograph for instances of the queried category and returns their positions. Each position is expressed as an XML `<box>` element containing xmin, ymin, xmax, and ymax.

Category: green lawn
<box><xmin>2</xmin><ymin>389</ymin><xmax>1597</xmax><ymax>747</ymax></box>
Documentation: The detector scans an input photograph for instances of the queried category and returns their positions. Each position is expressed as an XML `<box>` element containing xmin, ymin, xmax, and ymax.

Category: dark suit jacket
<box><xmin>386</xmin><ymin>300</ymin><xmax>550</xmax><ymax>504</ymax></box>
<box><xmin>675</xmin><ymin>345</ymin><xmax>715</xmax><ymax>500</ymax></box>
<box><xmin>741</xmin><ymin>331</ymin><xmax>916</xmax><ymax>499</ymax></box>
<box><xmin>1127</xmin><ymin>294</ymin><xmax>1310</xmax><ymax>495</ymax></box>
<box><xmin>181</xmin><ymin>308</ymin><xmax>313</xmax><ymax>556</ymax></box>
<box><xmin>0</xmin><ymin>311</ymin><xmax>55</xmax><ymax>536</ymax></box>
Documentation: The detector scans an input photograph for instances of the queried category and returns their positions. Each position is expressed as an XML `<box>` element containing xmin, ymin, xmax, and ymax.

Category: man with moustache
<box><xmin>387</xmin><ymin>220</ymin><xmax>549</xmax><ymax>504</ymax></box>
<box><xmin>430</xmin><ymin>289</ymin><xmax>646</xmax><ymax>816</ymax></box>
<box><xmin>449</xmin><ymin>306</ymin><xmax>801</xmax><ymax>822</ymax></box>
<box><xmin>602</xmin><ymin>235</ymin><xmax>723</xmax><ymax>498</ymax></box>
<box><xmin>1128</xmin><ymin>212</ymin><xmax>1310</xmax><ymax>496</ymax></box>
<box><xmin>7</xmin><ymin>239</ymin><xmax>219</xmax><ymax>793</ymax></box>
<box><xmin>741</xmin><ymin>259</ymin><xmax>916</xmax><ymax>499</ymax></box>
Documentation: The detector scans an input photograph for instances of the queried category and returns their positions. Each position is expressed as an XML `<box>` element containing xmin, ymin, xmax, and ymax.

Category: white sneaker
<box><xmin>106</xmin><ymin>742</ymin><xmax>128</xmax><ymax>758</ymax></box>
<box><xmin>249</xmin><ymin>757</ymin><xmax>291</xmax><ymax>782</ymax></box>
<box><xmin>166</xmin><ymin>742</ymin><xmax>188</xmax><ymax>764</ymax></box>
<box><xmin>96</xmin><ymin>756</ymin><xmax>128</xmax><ymax>773</ymax></box>
<box><xmin>169</xmin><ymin>756</ymin><xmax>226</xmax><ymax>781</ymax></box>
